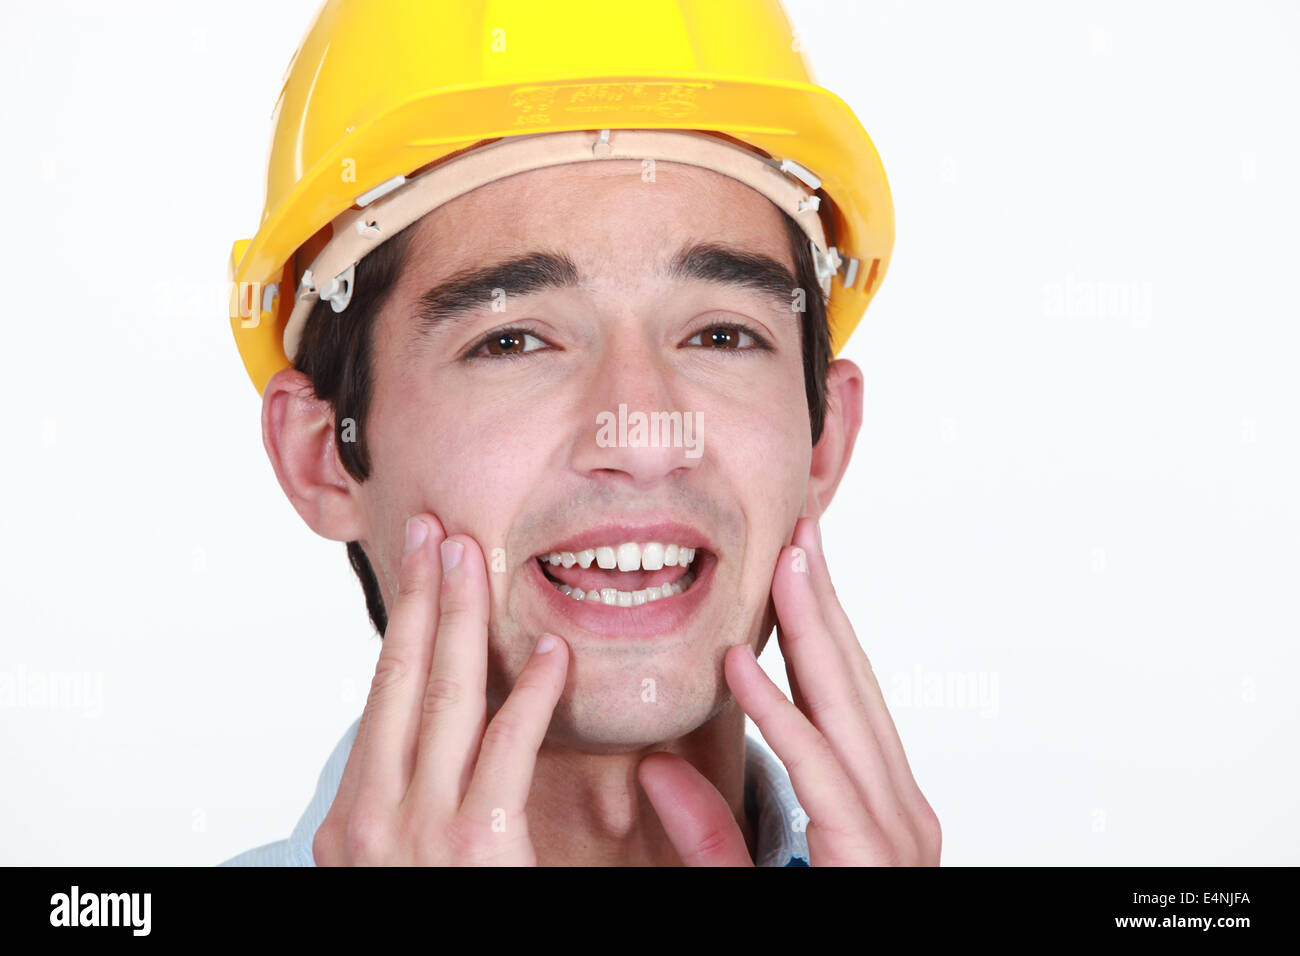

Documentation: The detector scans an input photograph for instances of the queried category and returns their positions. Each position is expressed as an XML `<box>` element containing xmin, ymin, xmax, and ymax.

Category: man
<box><xmin>221</xmin><ymin>0</ymin><xmax>939</xmax><ymax>866</ymax></box>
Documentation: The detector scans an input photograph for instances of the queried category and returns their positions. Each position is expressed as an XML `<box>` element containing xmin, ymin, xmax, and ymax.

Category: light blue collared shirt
<box><xmin>220</xmin><ymin>714</ymin><xmax>810</xmax><ymax>866</ymax></box>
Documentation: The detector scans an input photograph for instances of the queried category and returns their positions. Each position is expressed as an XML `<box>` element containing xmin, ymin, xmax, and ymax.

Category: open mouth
<box><xmin>535</xmin><ymin>541</ymin><xmax>708</xmax><ymax>607</ymax></box>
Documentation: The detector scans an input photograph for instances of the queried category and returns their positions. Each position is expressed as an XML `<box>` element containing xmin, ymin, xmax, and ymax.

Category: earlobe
<box><xmin>804</xmin><ymin>358</ymin><xmax>864</xmax><ymax>518</ymax></box>
<box><xmin>261</xmin><ymin>368</ymin><xmax>368</xmax><ymax>542</ymax></box>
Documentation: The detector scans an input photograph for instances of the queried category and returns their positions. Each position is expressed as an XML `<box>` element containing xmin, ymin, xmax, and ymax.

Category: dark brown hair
<box><xmin>293</xmin><ymin>210</ymin><xmax>833</xmax><ymax>637</ymax></box>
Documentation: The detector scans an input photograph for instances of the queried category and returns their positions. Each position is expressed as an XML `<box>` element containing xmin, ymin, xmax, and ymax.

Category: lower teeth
<box><xmin>553</xmin><ymin>568</ymin><xmax>697</xmax><ymax>605</ymax></box>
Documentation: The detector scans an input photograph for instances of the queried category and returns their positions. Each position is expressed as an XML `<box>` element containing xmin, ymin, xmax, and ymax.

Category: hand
<box><xmin>313</xmin><ymin>513</ymin><xmax>570</xmax><ymax>865</ymax></box>
<box><xmin>638</xmin><ymin>516</ymin><xmax>941</xmax><ymax>866</ymax></box>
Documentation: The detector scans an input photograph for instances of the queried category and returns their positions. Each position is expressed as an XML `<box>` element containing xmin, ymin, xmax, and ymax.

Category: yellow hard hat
<box><xmin>227</xmin><ymin>0</ymin><xmax>894</xmax><ymax>396</ymax></box>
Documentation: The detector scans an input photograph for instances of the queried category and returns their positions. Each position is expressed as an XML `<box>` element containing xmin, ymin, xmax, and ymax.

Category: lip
<box><xmin>522</xmin><ymin>546</ymin><xmax>717</xmax><ymax>642</ymax></box>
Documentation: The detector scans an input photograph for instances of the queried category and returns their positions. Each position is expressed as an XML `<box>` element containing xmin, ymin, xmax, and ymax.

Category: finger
<box><xmin>411</xmin><ymin>534</ymin><xmax>490</xmax><ymax>808</ymax></box>
<box><xmin>637</xmin><ymin>752</ymin><xmax>754</xmax><ymax>867</ymax></box>
<box><xmin>795</xmin><ymin>517</ymin><xmax>931</xmax><ymax>814</ymax></box>
<box><xmin>457</xmin><ymin>633</ymin><xmax>570</xmax><ymax>843</ymax></box>
<box><xmin>772</xmin><ymin>540</ymin><xmax>911</xmax><ymax>844</ymax></box>
<box><xmin>778</xmin><ymin>622</ymin><xmax>806</xmax><ymax>713</ymax></box>
<box><xmin>796</xmin><ymin>516</ymin><xmax>866</xmax><ymax>666</ymax></box>
<box><xmin>724</xmin><ymin>643</ymin><xmax>888</xmax><ymax>864</ymax></box>
<box><xmin>351</xmin><ymin>514</ymin><xmax>447</xmax><ymax>810</ymax></box>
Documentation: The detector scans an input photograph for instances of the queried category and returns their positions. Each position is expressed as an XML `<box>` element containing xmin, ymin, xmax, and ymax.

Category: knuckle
<box><xmin>781</xmin><ymin>730</ymin><xmax>837</xmax><ymax>783</ymax></box>
<box><xmin>422</xmin><ymin>677</ymin><xmax>462</xmax><ymax>716</ymax></box>
<box><xmin>857</xmin><ymin>654</ymin><xmax>876</xmax><ymax>681</ymax></box>
<box><xmin>812</xmin><ymin>731</ymin><xmax>839</xmax><ymax>765</ymax></box>
<box><xmin>506</xmin><ymin>668</ymin><xmax>551</xmax><ymax>702</ymax></box>
<box><xmin>409</xmin><ymin>808</ymin><xmax>453</xmax><ymax>853</ymax></box>
<box><xmin>918</xmin><ymin>801</ymin><xmax>942</xmax><ymax>856</ymax></box>
<box><xmin>343</xmin><ymin>805</ymin><xmax>393</xmax><ymax>862</ymax></box>
<box><xmin>312</xmin><ymin>818</ymin><xmax>342</xmax><ymax>865</ymax></box>
<box><xmin>368</xmin><ymin>656</ymin><xmax>407</xmax><ymax>701</ymax></box>
<box><xmin>396</xmin><ymin>565</ymin><xmax>432</xmax><ymax>600</ymax></box>
<box><xmin>481</xmin><ymin>710</ymin><xmax>523</xmax><ymax>753</ymax></box>
<box><xmin>444</xmin><ymin>813</ymin><xmax>490</xmax><ymax>864</ymax></box>
<box><xmin>692</xmin><ymin>827</ymin><xmax>732</xmax><ymax>861</ymax></box>
<box><xmin>437</xmin><ymin>600</ymin><xmax>475</xmax><ymax>630</ymax></box>
<box><xmin>801</xmin><ymin>687</ymin><xmax>840</xmax><ymax>726</ymax></box>
<box><xmin>892</xmin><ymin>830</ymin><xmax>921</xmax><ymax>866</ymax></box>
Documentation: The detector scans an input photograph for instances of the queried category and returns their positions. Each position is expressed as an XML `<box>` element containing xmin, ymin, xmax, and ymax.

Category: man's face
<box><xmin>360</xmin><ymin>159</ymin><xmax>813</xmax><ymax>751</ymax></box>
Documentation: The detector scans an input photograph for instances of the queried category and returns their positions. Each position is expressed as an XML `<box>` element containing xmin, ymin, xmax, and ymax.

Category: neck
<box><xmin>524</xmin><ymin>697</ymin><xmax>755</xmax><ymax>866</ymax></box>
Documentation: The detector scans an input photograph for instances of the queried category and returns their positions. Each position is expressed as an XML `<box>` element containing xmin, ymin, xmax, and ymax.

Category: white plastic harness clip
<box><xmin>779</xmin><ymin>158</ymin><xmax>821</xmax><ymax>191</ymax></box>
<box><xmin>319</xmin><ymin>264</ymin><xmax>356</xmax><ymax>312</ymax></box>
<box><xmin>811</xmin><ymin>242</ymin><xmax>843</xmax><ymax>295</ymax></box>
<box><xmin>839</xmin><ymin>256</ymin><xmax>860</xmax><ymax>289</ymax></box>
<box><xmin>356</xmin><ymin>174</ymin><xmax>407</xmax><ymax>208</ymax></box>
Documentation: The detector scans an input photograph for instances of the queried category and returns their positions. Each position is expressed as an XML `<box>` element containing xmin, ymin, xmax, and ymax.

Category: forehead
<box><xmin>394</xmin><ymin>159</ymin><xmax>795</xmax><ymax>294</ymax></box>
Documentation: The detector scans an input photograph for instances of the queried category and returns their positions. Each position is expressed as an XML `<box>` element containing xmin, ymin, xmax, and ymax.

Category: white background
<box><xmin>0</xmin><ymin>0</ymin><xmax>1295</xmax><ymax>865</ymax></box>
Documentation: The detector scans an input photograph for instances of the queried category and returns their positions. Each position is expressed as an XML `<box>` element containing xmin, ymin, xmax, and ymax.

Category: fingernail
<box><xmin>440</xmin><ymin>538</ymin><xmax>464</xmax><ymax>575</ymax></box>
<box><xmin>535</xmin><ymin>633</ymin><xmax>557</xmax><ymax>654</ymax></box>
<box><xmin>813</xmin><ymin>519</ymin><xmax>823</xmax><ymax>555</ymax></box>
<box><xmin>404</xmin><ymin>517</ymin><xmax>428</xmax><ymax>555</ymax></box>
<box><xmin>745</xmin><ymin>644</ymin><xmax>756</xmax><ymax>660</ymax></box>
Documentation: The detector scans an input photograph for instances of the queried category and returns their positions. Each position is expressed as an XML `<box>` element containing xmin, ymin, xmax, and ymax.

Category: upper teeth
<box><xmin>542</xmin><ymin>542</ymin><xmax>697</xmax><ymax>571</ymax></box>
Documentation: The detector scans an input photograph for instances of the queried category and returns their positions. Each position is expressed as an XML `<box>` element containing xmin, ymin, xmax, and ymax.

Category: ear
<box><xmin>804</xmin><ymin>357</ymin><xmax>864</xmax><ymax>518</ymax></box>
<box><xmin>261</xmin><ymin>368</ymin><xmax>368</xmax><ymax>542</ymax></box>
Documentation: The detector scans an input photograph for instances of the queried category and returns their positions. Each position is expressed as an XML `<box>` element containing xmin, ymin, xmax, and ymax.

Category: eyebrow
<box><xmin>411</xmin><ymin>251</ymin><xmax>581</xmax><ymax>339</ymax></box>
<box><xmin>409</xmin><ymin>241</ymin><xmax>798</xmax><ymax>341</ymax></box>
<box><xmin>665</xmin><ymin>241</ymin><xmax>798</xmax><ymax>310</ymax></box>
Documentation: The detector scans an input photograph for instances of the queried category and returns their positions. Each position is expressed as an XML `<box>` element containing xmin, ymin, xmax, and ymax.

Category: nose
<box><xmin>569</xmin><ymin>341</ymin><xmax>705</xmax><ymax>489</ymax></box>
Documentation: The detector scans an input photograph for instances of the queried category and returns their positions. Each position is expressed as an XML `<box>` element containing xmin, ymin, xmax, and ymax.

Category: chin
<box><xmin>539</xmin><ymin>661</ymin><xmax>737</xmax><ymax>753</ymax></box>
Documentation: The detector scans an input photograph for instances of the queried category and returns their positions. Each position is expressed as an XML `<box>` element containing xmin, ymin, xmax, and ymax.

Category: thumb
<box><xmin>637</xmin><ymin>752</ymin><xmax>754</xmax><ymax>867</ymax></box>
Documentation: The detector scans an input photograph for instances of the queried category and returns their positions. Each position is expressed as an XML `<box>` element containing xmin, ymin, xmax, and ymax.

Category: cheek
<box><xmin>705</xmin><ymin>370</ymin><xmax>811</xmax><ymax>507</ymax></box>
<box><xmin>364</xmin><ymin>371</ymin><xmax>552</xmax><ymax>562</ymax></box>
<box><xmin>377</xmin><ymin>401</ymin><xmax>552</xmax><ymax>527</ymax></box>
<box><xmin>698</xmin><ymin>368</ymin><xmax>810</xmax><ymax>608</ymax></box>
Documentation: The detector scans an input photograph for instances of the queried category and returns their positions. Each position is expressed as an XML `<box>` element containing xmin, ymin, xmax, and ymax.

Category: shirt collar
<box><xmin>745</xmin><ymin>734</ymin><xmax>811</xmax><ymax>866</ymax></box>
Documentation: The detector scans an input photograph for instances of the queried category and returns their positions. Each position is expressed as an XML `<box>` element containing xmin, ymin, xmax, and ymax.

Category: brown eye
<box><xmin>686</xmin><ymin>325</ymin><xmax>758</xmax><ymax>349</ymax></box>
<box><xmin>486</xmin><ymin>332</ymin><xmax>523</xmax><ymax>355</ymax></box>
<box><xmin>476</xmin><ymin>329</ymin><xmax>546</xmax><ymax>357</ymax></box>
